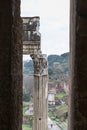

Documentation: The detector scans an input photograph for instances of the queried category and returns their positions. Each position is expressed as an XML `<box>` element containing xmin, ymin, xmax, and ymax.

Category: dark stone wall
<box><xmin>0</xmin><ymin>0</ymin><xmax>22</xmax><ymax>130</ymax></box>
<box><xmin>69</xmin><ymin>0</ymin><xmax>87</xmax><ymax>130</ymax></box>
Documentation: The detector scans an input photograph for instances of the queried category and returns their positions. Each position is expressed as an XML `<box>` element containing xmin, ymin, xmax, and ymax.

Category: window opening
<box><xmin>21</xmin><ymin>0</ymin><xmax>70</xmax><ymax>130</ymax></box>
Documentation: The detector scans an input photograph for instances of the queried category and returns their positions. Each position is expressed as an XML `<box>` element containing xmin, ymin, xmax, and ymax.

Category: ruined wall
<box><xmin>69</xmin><ymin>0</ymin><xmax>87</xmax><ymax>130</ymax></box>
<box><xmin>0</xmin><ymin>0</ymin><xmax>22</xmax><ymax>130</ymax></box>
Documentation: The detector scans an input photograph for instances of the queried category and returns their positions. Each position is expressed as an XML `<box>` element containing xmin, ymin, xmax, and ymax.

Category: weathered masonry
<box><xmin>22</xmin><ymin>17</ymin><xmax>48</xmax><ymax>130</ymax></box>
<box><xmin>69</xmin><ymin>0</ymin><xmax>87</xmax><ymax>130</ymax></box>
<box><xmin>0</xmin><ymin>0</ymin><xmax>87</xmax><ymax>130</ymax></box>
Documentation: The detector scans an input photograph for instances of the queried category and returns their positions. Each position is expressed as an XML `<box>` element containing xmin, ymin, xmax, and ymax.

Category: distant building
<box><xmin>23</xmin><ymin>106</ymin><xmax>33</xmax><ymax>124</ymax></box>
<box><xmin>48</xmin><ymin>89</ymin><xmax>56</xmax><ymax>106</ymax></box>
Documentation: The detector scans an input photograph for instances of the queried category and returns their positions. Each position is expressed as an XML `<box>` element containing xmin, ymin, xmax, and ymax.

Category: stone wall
<box><xmin>0</xmin><ymin>0</ymin><xmax>22</xmax><ymax>130</ymax></box>
<box><xmin>69</xmin><ymin>0</ymin><xmax>87</xmax><ymax>130</ymax></box>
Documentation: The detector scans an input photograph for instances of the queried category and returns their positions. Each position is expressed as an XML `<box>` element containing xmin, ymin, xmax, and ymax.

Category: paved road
<box><xmin>48</xmin><ymin>125</ymin><xmax>60</xmax><ymax>130</ymax></box>
<box><xmin>48</xmin><ymin>117</ymin><xmax>61</xmax><ymax>130</ymax></box>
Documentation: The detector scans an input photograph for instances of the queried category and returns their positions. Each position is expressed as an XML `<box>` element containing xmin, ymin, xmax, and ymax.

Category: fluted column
<box><xmin>31</xmin><ymin>52</ymin><xmax>48</xmax><ymax>130</ymax></box>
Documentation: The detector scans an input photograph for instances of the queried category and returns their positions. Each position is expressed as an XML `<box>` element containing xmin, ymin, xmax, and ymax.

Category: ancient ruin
<box><xmin>22</xmin><ymin>17</ymin><xmax>48</xmax><ymax>130</ymax></box>
<box><xmin>0</xmin><ymin>1</ymin><xmax>87</xmax><ymax>130</ymax></box>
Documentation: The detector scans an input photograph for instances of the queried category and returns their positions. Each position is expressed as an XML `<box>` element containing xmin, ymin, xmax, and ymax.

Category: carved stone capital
<box><xmin>30</xmin><ymin>50</ymin><xmax>48</xmax><ymax>75</ymax></box>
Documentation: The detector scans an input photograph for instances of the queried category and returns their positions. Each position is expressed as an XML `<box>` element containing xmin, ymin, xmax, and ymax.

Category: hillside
<box><xmin>23</xmin><ymin>52</ymin><xmax>69</xmax><ymax>78</ymax></box>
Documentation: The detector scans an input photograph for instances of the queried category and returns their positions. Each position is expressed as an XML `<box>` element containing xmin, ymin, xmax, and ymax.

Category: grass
<box><xmin>56</xmin><ymin>93</ymin><xmax>69</xmax><ymax>99</ymax></box>
<box><xmin>23</xmin><ymin>104</ymin><xmax>29</xmax><ymax>108</ymax></box>
<box><xmin>22</xmin><ymin>124</ymin><xmax>32</xmax><ymax>130</ymax></box>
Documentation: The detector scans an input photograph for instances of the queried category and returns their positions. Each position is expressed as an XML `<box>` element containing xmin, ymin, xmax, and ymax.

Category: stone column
<box><xmin>31</xmin><ymin>51</ymin><xmax>48</xmax><ymax>130</ymax></box>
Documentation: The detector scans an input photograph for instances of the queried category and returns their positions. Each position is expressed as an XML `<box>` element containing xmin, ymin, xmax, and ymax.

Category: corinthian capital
<box><xmin>30</xmin><ymin>50</ymin><xmax>48</xmax><ymax>75</ymax></box>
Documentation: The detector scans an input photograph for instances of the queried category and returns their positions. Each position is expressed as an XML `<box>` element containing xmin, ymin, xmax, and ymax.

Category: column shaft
<box><xmin>33</xmin><ymin>74</ymin><xmax>48</xmax><ymax>130</ymax></box>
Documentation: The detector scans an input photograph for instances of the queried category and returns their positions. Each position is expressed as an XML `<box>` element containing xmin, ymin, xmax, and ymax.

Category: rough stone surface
<box><xmin>22</xmin><ymin>17</ymin><xmax>41</xmax><ymax>54</ymax></box>
<box><xmin>0</xmin><ymin>0</ymin><xmax>22</xmax><ymax>130</ymax></box>
<box><xmin>69</xmin><ymin>0</ymin><xmax>87</xmax><ymax>130</ymax></box>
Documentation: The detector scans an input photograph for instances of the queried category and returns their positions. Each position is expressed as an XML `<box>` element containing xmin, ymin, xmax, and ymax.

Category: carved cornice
<box><xmin>22</xmin><ymin>17</ymin><xmax>48</xmax><ymax>75</ymax></box>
